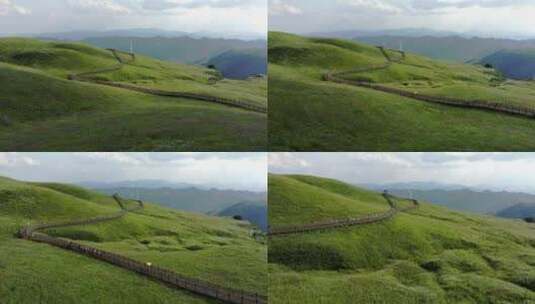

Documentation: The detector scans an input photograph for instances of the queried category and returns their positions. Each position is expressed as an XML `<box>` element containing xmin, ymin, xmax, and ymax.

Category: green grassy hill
<box><xmin>0</xmin><ymin>38</ymin><xmax>267</xmax><ymax>151</ymax></box>
<box><xmin>269</xmin><ymin>32</ymin><xmax>535</xmax><ymax>151</ymax></box>
<box><xmin>268</xmin><ymin>174</ymin><xmax>535</xmax><ymax>303</ymax></box>
<box><xmin>0</xmin><ymin>176</ymin><xmax>266</xmax><ymax>303</ymax></box>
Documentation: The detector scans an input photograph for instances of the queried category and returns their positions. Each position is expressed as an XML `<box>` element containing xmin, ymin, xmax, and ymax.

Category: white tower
<box><xmin>130</xmin><ymin>39</ymin><xmax>134</xmax><ymax>53</ymax></box>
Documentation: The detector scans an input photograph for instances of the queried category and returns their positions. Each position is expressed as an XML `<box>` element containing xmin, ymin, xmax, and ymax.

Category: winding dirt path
<box><xmin>323</xmin><ymin>46</ymin><xmax>535</xmax><ymax>119</ymax></box>
<box><xmin>18</xmin><ymin>194</ymin><xmax>267</xmax><ymax>304</ymax></box>
<box><xmin>69</xmin><ymin>49</ymin><xmax>267</xmax><ymax>114</ymax></box>
<box><xmin>268</xmin><ymin>192</ymin><xmax>419</xmax><ymax>237</ymax></box>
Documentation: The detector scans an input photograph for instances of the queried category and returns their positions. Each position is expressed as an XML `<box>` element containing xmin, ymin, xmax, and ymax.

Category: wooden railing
<box><xmin>268</xmin><ymin>192</ymin><xmax>418</xmax><ymax>237</ymax></box>
<box><xmin>323</xmin><ymin>46</ymin><xmax>535</xmax><ymax>119</ymax></box>
<box><xmin>68</xmin><ymin>49</ymin><xmax>267</xmax><ymax>114</ymax></box>
<box><xmin>17</xmin><ymin>194</ymin><xmax>267</xmax><ymax>304</ymax></box>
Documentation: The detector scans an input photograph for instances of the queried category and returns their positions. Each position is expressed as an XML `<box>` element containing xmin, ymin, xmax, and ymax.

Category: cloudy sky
<box><xmin>270</xmin><ymin>153</ymin><xmax>535</xmax><ymax>193</ymax></box>
<box><xmin>0</xmin><ymin>153</ymin><xmax>267</xmax><ymax>192</ymax></box>
<box><xmin>269</xmin><ymin>0</ymin><xmax>535</xmax><ymax>38</ymax></box>
<box><xmin>0</xmin><ymin>0</ymin><xmax>266</xmax><ymax>36</ymax></box>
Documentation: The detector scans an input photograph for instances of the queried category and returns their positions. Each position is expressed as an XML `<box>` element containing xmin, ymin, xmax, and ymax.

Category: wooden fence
<box><xmin>323</xmin><ymin>46</ymin><xmax>535</xmax><ymax>119</ymax></box>
<box><xmin>268</xmin><ymin>193</ymin><xmax>418</xmax><ymax>237</ymax></box>
<box><xmin>17</xmin><ymin>195</ymin><xmax>267</xmax><ymax>304</ymax></box>
<box><xmin>68</xmin><ymin>48</ymin><xmax>267</xmax><ymax>114</ymax></box>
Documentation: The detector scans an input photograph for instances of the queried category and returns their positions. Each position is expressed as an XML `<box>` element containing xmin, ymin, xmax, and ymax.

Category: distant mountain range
<box><xmin>387</xmin><ymin>188</ymin><xmax>535</xmax><ymax>216</ymax></box>
<box><xmin>206</xmin><ymin>49</ymin><xmax>267</xmax><ymax>79</ymax></box>
<box><xmin>82</xmin><ymin>36</ymin><xmax>267</xmax><ymax>65</ymax></box>
<box><xmin>32</xmin><ymin>28</ymin><xmax>265</xmax><ymax>41</ymax></box>
<box><xmin>480</xmin><ymin>49</ymin><xmax>535</xmax><ymax>80</ymax></box>
<box><xmin>353</xmin><ymin>35</ymin><xmax>535</xmax><ymax>63</ymax></box>
<box><xmin>359</xmin><ymin>182</ymin><xmax>469</xmax><ymax>192</ymax></box>
<box><xmin>308</xmin><ymin>28</ymin><xmax>460</xmax><ymax>39</ymax></box>
<box><xmin>496</xmin><ymin>203</ymin><xmax>535</xmax><ymax>220</ymax></box>
<box><xmin>217</xmin><ymin>202</ymin><xmax>267</xmax><ymax>231</ymax></box>
<box><xmin>91</xmin><ymin>186</ymin><xmax>266</xmax><ymax>214</ymax></box>
<box><xmin>360</xmin><ymin>182</ymin><xmax>535</xmax><ymax>220</ymax></box>
<box><xmin>79</xmin><ymin>180</ymin><xmax>211</xmax><ymax>190</ymax></box>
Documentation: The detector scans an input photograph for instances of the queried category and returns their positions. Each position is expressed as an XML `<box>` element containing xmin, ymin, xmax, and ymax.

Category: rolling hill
<box><xmin>269</xmin><ymin>32</ymin><xmax>535</xmax><ymax>151</ymax></box>
<box><xmin>0</xmin><ymin>176</ymin><xmax>267</xmax><ymax>303</ymax></box>
<box><xmin>0</xmin><ymin>37</ymin><xmax>267</xmax><ymax>151</ymax></box>
<box><xmin>268</xmin><ymin>174</ymin><xmax>535</xmax><ymax>303</ymax></box>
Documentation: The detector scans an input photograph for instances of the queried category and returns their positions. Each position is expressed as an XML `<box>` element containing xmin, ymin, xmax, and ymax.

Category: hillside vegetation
<box><xmin>269</xmin><ymin>32</ymin><xmax>535</xmax><ymax>151</ymax></box>
<box><xmin>268</xmin><ymin>174</ymin><xmax>535</xmax><ymax>304</ymax></box>
<box><xmin>0</xmin><ymin>176</ymin><xmax>266</xmax><ymax>303</ymax></box>
<box><xmin>0</xmin><ymin>38</ymin><xmax>266</xmax><ymax>151</ymax></box>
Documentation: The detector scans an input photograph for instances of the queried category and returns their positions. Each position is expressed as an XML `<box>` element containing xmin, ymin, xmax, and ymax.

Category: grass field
<box><xmin>268</xmin><ymin>174</ymin><xmax>535</xmax><ymax>304</ymax></box>
<box><xmin>269</xmin><ymin>32</ymin><xmax>535</xmax><ymax>151</ymax></box>
<box><xmin>0</xmin><ymin>176</ymin><xmax>266</xmax><ymax>303</ymax></box>
<box><xmin>0</xmin><ymin>38</ymin><xmax>267</xmax><ymax>151</ymax></box>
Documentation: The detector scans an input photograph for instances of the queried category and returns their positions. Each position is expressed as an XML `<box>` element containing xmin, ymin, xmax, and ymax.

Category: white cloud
<box><xmin>67</xmin><ymin>0</ymin><xmax>131</xmax><ymax>14</ymax></box>
<box><xmin>0</xmin><ymin>0</ymin><xmax>30</xmax><ymax>15</ymax></box>
<box><xmin>0</xmin><ymin>153</ymin><xmax>39</xmax><ymax>167</ymax></box>
<box><xmin>143</xmin><ymin>0</ymin><xmax>262</xmax><ymax>10</ymax></box>
<box><xmin>79</xmin><ymin>152</ymin><xmax>144</xmax><ymax>165</ymax></box>
<box><xmin>269</xmin><ymin>0</ymin><xmax>302</xmax><ymax>15</ymax></box>
<box><xmin>340</xmin><ymin>0</ymin><xmax>404</xmax><ymax>13</ymax></box>
<box><xmin>0</xmin><ymin>153</ymin><xmax>266</xmax><ymax>192</ymax></box>
<box><xmin>268</xmin><ymin>153</ymin><xmax>535</xmax><ymax>194</ymax></box>
<box><xmin>269</xmin><ymin>152</ymin><xmax>309</xmax><ymax>168</ymax></box>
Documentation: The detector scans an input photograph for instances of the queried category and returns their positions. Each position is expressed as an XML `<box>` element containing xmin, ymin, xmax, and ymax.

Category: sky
<box><xmin>269</xmin><ymin>0</ymin><xmax>535</xmax><ymax>38</ymax></box>
<box><xmin>269</xmin><ymin>153</ymin><xmax>535</xmax><ymax>193</ymax></box>
<box><xmin>0</xmin><ymin>152</ymin><xmax>267</xmax><ymax>192</ymax></box>
<box><xmin>0</xmin><ymin>0</ymin><xmax>267</xmax><ymax>36</ymax></box>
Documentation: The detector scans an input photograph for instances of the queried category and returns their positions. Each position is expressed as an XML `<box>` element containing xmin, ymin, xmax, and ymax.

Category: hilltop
<box><xmin>269</xmin><ymin>32</ymin><xmax>535</xmax><ymax>151</ymax></box>
<box><xmin>268</xmin><ymin>174</ymin><xmax>535</xmax><ymax>303</ymax></box>
<box><xmin>0</xmin><ymin>176</ymin><xmax>266</xmax><ymax>303</ymax></box>
<box><xmin>0</xmin><ymin>37</ymin><xmax>267</xmax><ymax>151</ymax></box>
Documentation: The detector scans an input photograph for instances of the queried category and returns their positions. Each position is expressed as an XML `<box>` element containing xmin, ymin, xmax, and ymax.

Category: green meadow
<box><xmin>269</xmin><ymin>32</ymin><xmax>535</xmax><ymax>151</ymax></box>
<box><xmin>0</xmin><ymin>38</ymin><xmax>267</xmax><ymax>151</ymax></box>
<box><xmin>268</xmin><ymin>174</ymin><xmax>535</xmax><ymax>304</ymax></box>
<box><xmin>0</xmin><ymin>176</ymin><xmax>266</xmax><ymax>303</ymax></box>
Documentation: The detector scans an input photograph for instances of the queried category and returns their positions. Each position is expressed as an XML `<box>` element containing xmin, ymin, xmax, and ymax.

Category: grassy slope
<box><xmin>0</xmin><ymin>176</ymin><xmax>266</xmax><ymax>303</ymax></box>
<box><xmin>269</xmin><ymin>32</ymin><xmax>535</xmax><ymax>151</ymax></box>
<box><xmin>268</xmin><ymin>174</ymin><xmax>535</xmax><ymax>304</ymax></box>
<box><xmin>0</xmin><ymin>38</ymin><xmax>266</xmax><ymax>151</ymax></box>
